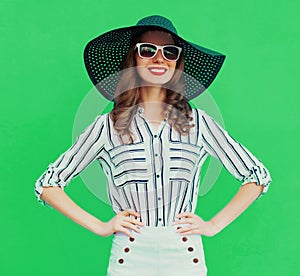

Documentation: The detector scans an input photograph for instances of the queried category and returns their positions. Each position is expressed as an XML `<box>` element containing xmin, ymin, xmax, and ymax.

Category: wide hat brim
<box><xmin>84</xmin><ymin>15</ymin><xmax>226</xmax><ymax>101</ymax></box>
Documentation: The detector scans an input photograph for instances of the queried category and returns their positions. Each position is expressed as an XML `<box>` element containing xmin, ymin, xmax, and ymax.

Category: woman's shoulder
<box><xmin>94</xmin><ymin>112</ymin><xmax>110</xmax><ymax>121</ymax></box>
<box><xmin>84</xmin><ymin>112</ymin><xmax>110</xmax><ymax>130</ymax></box>
<box><xmin>190</xmin><ymin>107</ymin><xmax>207</xmax><ymax>118</ymax></box>
<box><xmin>190</xmin><ymin>108</ymin><xmax>222</xmax><ymax>128</ymax></box>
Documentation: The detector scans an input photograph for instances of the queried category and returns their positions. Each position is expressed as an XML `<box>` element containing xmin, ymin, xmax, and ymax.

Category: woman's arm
<box><xmin>174</xmin><ymin>182</ymin><xmax>264</xmax><ymax>236</ymax></box>
<box><xmin>209</xmin><ymin>181</ymin><xmax>264</xmax><ymax>235</ymax></box>
<box><xmin>40</xmin><ymin>186</ymin><xmax>144</xmax><ymax>238</ymax></box>
<box><xmin>40</xmin><ymin>186</ymin><xmax>104</xmax><ymax>233</ymax></box>
<box><xmin>173</xmin><ymin>110</ymin><xmax>272</xmax><ymax>236</ymax></box>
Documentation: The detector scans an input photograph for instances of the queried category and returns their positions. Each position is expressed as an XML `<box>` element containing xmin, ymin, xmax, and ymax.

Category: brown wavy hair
<box><xmin>110</xmin><ymin>28</ymin><xmax>195</xmax><ymax>144</ymax></box>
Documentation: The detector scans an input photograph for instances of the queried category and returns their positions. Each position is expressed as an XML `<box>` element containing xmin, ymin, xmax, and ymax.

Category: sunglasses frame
<box><xmin>135</xmin><ymin>42</ymin><xmax>182</xmax><ymax>62</ymax></box>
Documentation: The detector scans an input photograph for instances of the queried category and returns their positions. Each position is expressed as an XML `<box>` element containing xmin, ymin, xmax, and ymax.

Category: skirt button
<box><xmin>182</xmin><ymin>237</ymin><xmax>188</xmax><ymax>242</ymax></box>
<box><xmin>124</xmin><ymin>247</ymin><xmax>130</xmax><ymax>253</ymax></box>
<box><xmin>118</xmin><ymin>258</ymin><xmax>124</xmax><ymax>264</ymax></box>
<box><xmin>193</xmin><ymin>258</ymin><xmax>199</xmax><ymax>263</ymax></box>
<box><xmin>188</xmin><ymin>247</ymin><xmax>194</xmax><ymax>252</ymax></box>
<box><xmin>129</xmin><ymin>237</ymin><xmax>135</xmax><ymax>242</ymax></box>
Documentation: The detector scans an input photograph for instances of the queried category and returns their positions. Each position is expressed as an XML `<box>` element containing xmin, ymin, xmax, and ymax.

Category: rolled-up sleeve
<box><xmin>199</xmin><ymin>110</ymin><xmax>272</xmax><ymax>199</ymax></box>
<box><xmin>34</xmin><ymin>114</ymin><xmax>106</xmax><ymax>207</ymax></box>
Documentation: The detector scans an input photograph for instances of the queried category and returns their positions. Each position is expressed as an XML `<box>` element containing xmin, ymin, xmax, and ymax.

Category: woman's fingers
<box><xmin>117</xmin><ymin>213</ymin><xmax>144</xmax><ymax>227</ymax></box>
<box><xmin>173</xmin><ymin>217</ymin><xmax>193</xmax><ymax>225</ymax></box>
<box><xmin>119</xmin><ymin>217</ymin><xmax>144</xmax><ymax>232</ymax></box>
<box><xmin>121</xmin><ymin>221</ymin><xmax>141</xmax><ymax>233</ymax></box>
<box><xmin>118</xmin><ymin>226</ymin><xmax>135</xmax><ymax>239</ymax></box>
<box><xmin>175</xmin><ymin>212</ymin><xmax>195</xmax><ymax>218</ymax></box>
<box><xmin>121</xmin><ymin>209</ymin><xmax>141</xmax><ymax>217</ymax></box>
<box><xmin>127</xmin><ymin>217</ymin><xmax>144</xmax><ymax>227</ymax></box>
<box><xmin>112</xmin><ymin>211</ymin><xmax>145</xmax><ymax>238</ymax></box>
<box><xmin>113</xmin><ymin>220</ymin><xmax>141</xmax><ymax>238</ymax></box>
<box><xmin>177</xmin><ymin>225</ymin><xmax>197</xmax><ymax>233</ymax></box>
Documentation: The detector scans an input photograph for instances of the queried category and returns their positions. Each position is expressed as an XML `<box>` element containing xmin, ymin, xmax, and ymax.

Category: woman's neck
<box><xmin>138</xmin><ymin>86</ymin><xmax>167</xmax><ymax>122</ymax></box>
<box><xmin>140</xmin><ymin>86</ymin><xmax>167</xmax><ymax>108</ymax></box>
<box><xmin>139</xmin><ymin>86</ymin><xmax>167</xmax><ymax>103</ymax></box>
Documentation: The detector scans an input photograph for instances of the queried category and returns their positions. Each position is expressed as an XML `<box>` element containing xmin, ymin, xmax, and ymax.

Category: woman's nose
<box><xmin>152</xmin><ymin>49</ymin><xmax>164</xmax><ymax>62</ymax></box>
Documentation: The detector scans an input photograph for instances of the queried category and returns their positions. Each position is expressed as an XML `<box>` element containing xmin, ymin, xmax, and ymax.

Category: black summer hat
<box><xmin>84</xmin><ymin>15</ymin><xmax>226</xmax><ymax>101</ymax></box>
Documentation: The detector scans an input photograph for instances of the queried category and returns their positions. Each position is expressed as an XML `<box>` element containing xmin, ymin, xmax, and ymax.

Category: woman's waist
<box><xmin>114</xmin><ymin>223</ymin><xmax>191</xmax><ymax>238</ymax></box>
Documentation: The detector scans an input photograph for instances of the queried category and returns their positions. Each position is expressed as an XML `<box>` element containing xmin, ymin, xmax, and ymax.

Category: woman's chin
<box><xmin>140</xmin><ymin>80</ymin><xmax>167</xmax><ymax>87</ymax></box>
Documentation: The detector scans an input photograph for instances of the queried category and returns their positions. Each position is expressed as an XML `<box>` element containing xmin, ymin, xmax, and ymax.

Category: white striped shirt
<box><xmin>35</xmin><ymin>108</ymin><xmax>272</xmax><ymax>227</ymax></box>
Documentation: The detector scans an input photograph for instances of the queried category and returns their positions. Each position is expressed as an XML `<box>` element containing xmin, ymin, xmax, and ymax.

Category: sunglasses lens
<box><xmin>139</xmin><ymin>44</ymin><xmax>157</xmax><ymax>58</ymax></box>
<box><xmin>163</xmin><ymin>46</ymin><xmax>180</xmax><ymax>61</ymax></box>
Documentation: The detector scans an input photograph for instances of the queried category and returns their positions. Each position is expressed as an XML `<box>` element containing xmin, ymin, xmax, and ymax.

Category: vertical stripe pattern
<box><xmin>35</xmin><ymin>108</ymin><xmax>272</xmax><ymax>226</ymax></box>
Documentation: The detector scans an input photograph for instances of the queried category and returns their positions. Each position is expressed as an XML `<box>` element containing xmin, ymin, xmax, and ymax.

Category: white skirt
<box><xmin>106</xmin><ymin>224</ymin><xmax>208</xmax><ymax>276</ymax></box>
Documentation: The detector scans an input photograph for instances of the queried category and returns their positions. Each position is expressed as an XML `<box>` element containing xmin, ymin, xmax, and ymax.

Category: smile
<box><xmin>148</xmin><ymin>67</ymin><xmax>167</xmax><ymax>76</ymax></box>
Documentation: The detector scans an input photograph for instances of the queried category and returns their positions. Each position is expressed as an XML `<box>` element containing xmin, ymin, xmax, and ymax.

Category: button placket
<box><xmin>137</xmin><ymin>109</ymin><xmax>168</xmax><ymax>227</ymax></box>
<box><xmin>153</xmin><ymin>134</ymin><xmax>163</xmax><ymax>226</ymax></box>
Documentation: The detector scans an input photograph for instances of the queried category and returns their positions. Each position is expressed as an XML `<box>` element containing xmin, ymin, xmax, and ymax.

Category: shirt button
<box><xmin>129</xmin><ymin>237</ymin><xmax>135</xmax><ymax>242</ymax></box>
<box><xmin>158</xmin><ymin>197</ymin><xmax>161</xmax><ymax>200</ymax></box>
<box><xmin>118</xmin><ymin>258</ymin><xmax>124</xmax><ymax>264</ymax></box>
<box><xmin>193</xmin><ymin>258</ymin><xmax>199</xmax><ymax>263</ymax></box>
<box><xmin>124</xmin><ymin>247</ymin><xmax>130</xmax><ymax>253</ymax></box>
<box><xmin>155</xmin><ymin>153</ymin><xmax>158</xmax><ymax>157</ymax></box>
<box><xmin>154</xmin><ymin>135</ymin><xmax>158</xmax><ymax>138</ymax></box>
<box><xmin>156</xmin><ymin>175</ymin><xmax>160</xmax><ymax>178</ymax></box>
<box><xmin>188</xmin><ymin>247</ymin><xmax>194</xmax><ymax>252</ymax></box>
<box><xmin>158</xmin><ymin>218</ymin><xmax>162</xmax><ymax>221</ymax></box>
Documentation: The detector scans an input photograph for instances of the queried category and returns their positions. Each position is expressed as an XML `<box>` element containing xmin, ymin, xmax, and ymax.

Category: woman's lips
<box><xmin>148</xmin><ymin>67</ymin><xmax>167</xmax><ymax>76</ymax></box>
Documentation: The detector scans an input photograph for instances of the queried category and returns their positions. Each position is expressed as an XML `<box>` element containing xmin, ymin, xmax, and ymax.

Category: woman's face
<box><xmin>135</xmin><ymin>30</ymin><xmax>177</xmax><ymax>85</ymax></box>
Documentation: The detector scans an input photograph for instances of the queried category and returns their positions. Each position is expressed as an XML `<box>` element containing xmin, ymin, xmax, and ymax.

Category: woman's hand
<box><xmin>92</xmin><ymin>209</ymin><xmax>145</xmax><ymax>239</ymax></box>
<box><xmin>172</xmin><ymin>212</ymin><xmax>218</xmax><ymax>237</ymax></box>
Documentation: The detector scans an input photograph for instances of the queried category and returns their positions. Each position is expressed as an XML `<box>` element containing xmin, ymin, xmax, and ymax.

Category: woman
<box><xmin>35</xmin><ymin>15</ymin><xmax>272</xmax><ymax>275</ymax></box>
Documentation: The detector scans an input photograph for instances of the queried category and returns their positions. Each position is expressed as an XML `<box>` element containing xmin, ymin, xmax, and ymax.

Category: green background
<box><xmin>1</xmin><ymin>0</ymin><xmax>299</xmax><ymax>275</ymax></box>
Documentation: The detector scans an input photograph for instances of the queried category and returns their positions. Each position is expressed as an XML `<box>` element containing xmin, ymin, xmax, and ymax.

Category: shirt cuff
<box><xmin>34</xmin><ymin>176</ymin><xmax>64</xmax><ymax>208</ymax></box>
<box><xmin>241</xmin><ymin>165</ymin><xmax>272</xmax><ymax>198</ymax></box>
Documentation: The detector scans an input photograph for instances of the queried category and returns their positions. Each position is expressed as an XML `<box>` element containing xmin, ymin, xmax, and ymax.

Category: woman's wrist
<box><xmin>207</xmin><ymin>220</ymin><xmax>223</xmax><ymax>236</ymax></box>
<box><xmin>88</xmin><ymin>218</ymin><xmax>106</xmax><ymax>235</ymax></box>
